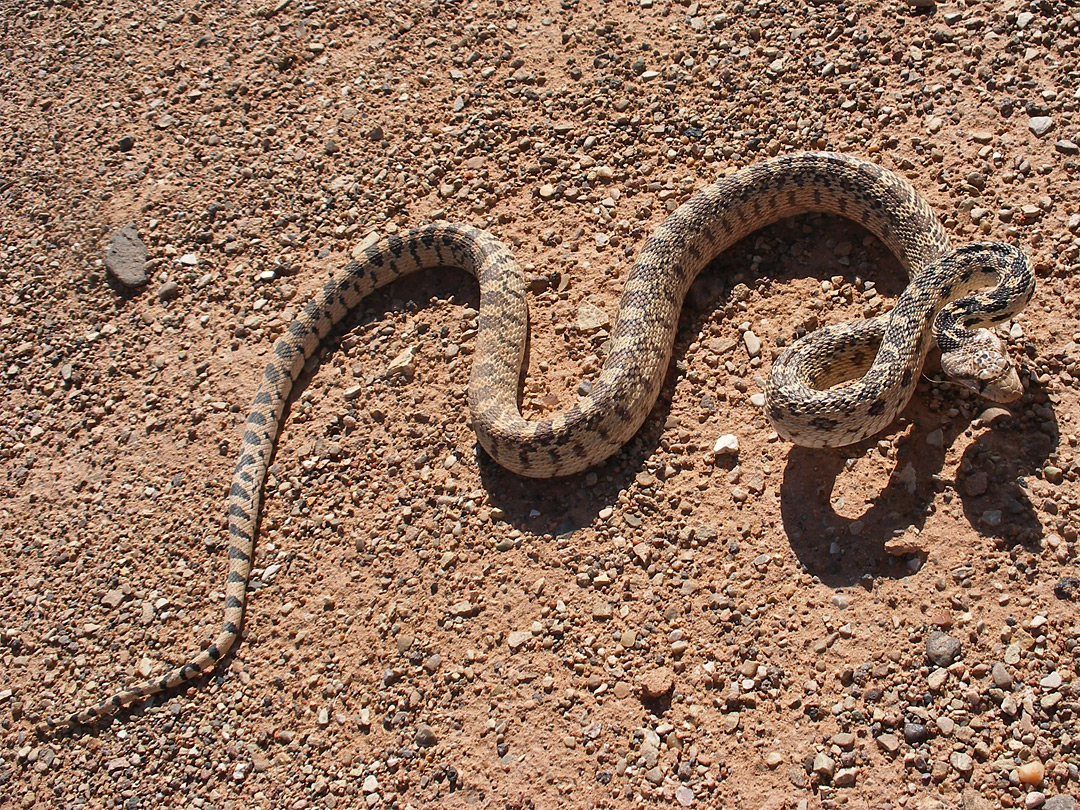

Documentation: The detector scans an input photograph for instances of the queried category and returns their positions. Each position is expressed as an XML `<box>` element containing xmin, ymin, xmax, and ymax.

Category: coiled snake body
<box><xmin>44</xmin><ymin>152</ymin><xmax>1034</xmax><ymax>730</ymax></box>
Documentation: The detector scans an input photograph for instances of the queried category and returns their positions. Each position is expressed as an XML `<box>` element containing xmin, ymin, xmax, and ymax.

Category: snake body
<box><xmin>44</xmin><ymin>152</ymin><xmax>1033</xmax><ymax>730</ymax></box>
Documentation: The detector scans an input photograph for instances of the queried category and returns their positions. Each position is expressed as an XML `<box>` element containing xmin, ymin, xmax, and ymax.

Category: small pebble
<box><xmin>1043</xmin><ymin>797</ymin><xmax>1077</xmax><ymax>810</ymax></box>
<box><xmin>157</xmin><ymin>281</ymin><xmax>180</xmax><ymax>302</ymax></box>
<box><xmin>104</xmin><ymin>223</ymin><xmax>149</xmax><ymax>287</ymax></box>
<box><xmin>414</xmin><ymin>724</ymin><xmax>437</xmax><ymax>748</ymax></box>
<box><xmin>926</xmin><ymin>630</ymin><xmax>962</xmax><ymax>667</ymax></box>
<box><xmin>877</xmin><ymin>734</ymin><xmax>901</xmax><ymax>755</ymax></box>
<box><xmin>813</xmin><ymin>752</ymin><xmax>835</xmax><ymax>780</ymax></box>
<box><xmin>576</xmin><ymin>301</ymin><xmax>610</xmax><ymax>332</ymax></box>
<box><xmin>742</xmin><ymin>330</ymin><xmax>761</xmax><ymax>358</ymax></box>
<box><xmin>507</xmin><ymin>630</ymin><xmax>531</xmax><ymax>650</ymax></box>
<box><xmin>1054</xmin><ymin>576</ymin><xmax>1079</xmax><ymax>600</ymax></box>
<box><xmin>639</xmin><ymin>667</ymin><xmax>675</xmax><ymax>700</ymax></box>
<box><xmin>1019</xmin><ymin>760</ymin><xmax>1046</xmax><ymax>786</ymax></box>
<box><xmin>904</xmin><ymin>722</ymin><xmax>929</xmax><ymax>744</ymax></box>
<box><xmin>712</xmin><ymin>434</ymin><xmax>739</xmax><ymax>456</ymax></box>
<box><xmin>1029</xmin><ymin>116</ymin><xmax>1055</xmax><ymax>137</ymax></box>
<box><xmin>1040</xmin><ymin>671</ymin><xmax>1062</xmax><ymax>689</ymax></box>
<box><xmin>950</xmin><ymin>751</ymin><xmax>974</xmax><ymax>776</ymax></box>
<box><xmin>992</xmin><ymin>662</ymin><xmax>1014</xmax><ymax>689</ymax></box>
<box><xmin>833</xmin><ymin>767</ymin><xmax>857</xmax><ymax>787</ymax></box>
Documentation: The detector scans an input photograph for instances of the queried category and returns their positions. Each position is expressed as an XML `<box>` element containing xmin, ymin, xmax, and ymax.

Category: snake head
<box><xmin>939</xmin><ymin>328</ymin><xmax>1023</xmax><ymax>403</ymax></box>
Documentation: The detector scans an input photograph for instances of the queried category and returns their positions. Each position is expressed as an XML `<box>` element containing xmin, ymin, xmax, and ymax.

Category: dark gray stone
<box><xmin>105</xmin><ymin>223</ymin><xmax>148</xmax><ymax>287</ymax></box>
<box><xmin>904</xmin><ymin>722</ymin><xmax>929</xmax><ymax>744</ymax></box>
<box><xmin>926</xmin><ymin>630</ymin><xmax>962</xmax><ymax>667</ymax></box>
<box><xmin>414</xmin><ymin>723</ymin><xmax>437</xmax><ymax>747</ymax></box>
<box><xmin>1054</xmin><ymin>576</ymin><xmax>1079</xmax><ymax>600</ymax></box>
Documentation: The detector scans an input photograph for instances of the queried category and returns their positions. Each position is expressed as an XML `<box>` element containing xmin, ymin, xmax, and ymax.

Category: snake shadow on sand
<box><xmin>780</xmin><ymin>376</ymin><xmax>1057</xmax><ymax>589</ymax></box>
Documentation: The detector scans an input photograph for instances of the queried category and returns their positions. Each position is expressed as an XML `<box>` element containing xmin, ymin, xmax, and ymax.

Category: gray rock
<box><xmin>1044</xmin><ymin>796</ymin><xmax>1077</xmax><ymax>810</ymax></box>
<box><xmin>105</xmin><ymin>223</ymin><xmax>148</xmax><ymax>287</ymax></box>
<box><xmin>992</xmin><ymin>662</ymin><xmax>1014</xmax><ymax>689</ymax></box>
<box><xmin>926</xmin><ymin>630</ymin><xmax>962</xmax><ymax>667</ymax></box>
<box><xmin>414</xmin><ymin>723</ymin><xmax>437</xmax><ymax>747</ymax></box>
<box><xmin>1028</xmin><ymin>116</ymin><xmax>1055</xmax><ymax>137</ymax></box>
<box><xmin>1054</xmin><ymin>576</ymin><xmax>1079</xmax><ymax>600</ymax></box>
<box><xmin>157</xmin><ymin>281</ymin><xmax>180</xmax><ymax>302</ymax></box>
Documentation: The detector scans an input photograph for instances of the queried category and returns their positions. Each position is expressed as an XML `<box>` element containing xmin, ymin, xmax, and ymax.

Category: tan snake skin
<box><xmin>42</xmin><ymin>152</ymin><xmax>1033</xmax><ymax>731</ymax></box>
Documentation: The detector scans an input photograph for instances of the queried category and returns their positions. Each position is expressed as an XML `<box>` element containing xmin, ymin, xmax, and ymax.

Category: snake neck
<box><xmin>930</xmin><ymin>242</ymin><xmax>1034</xmax><ymax>356</ymax></box>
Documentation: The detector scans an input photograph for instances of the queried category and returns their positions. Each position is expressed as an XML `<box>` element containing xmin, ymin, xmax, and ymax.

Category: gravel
<box><xmin>3</xmin><ymin>0</ymin><xmax>1080</xmax><ymax>808</ymax></box>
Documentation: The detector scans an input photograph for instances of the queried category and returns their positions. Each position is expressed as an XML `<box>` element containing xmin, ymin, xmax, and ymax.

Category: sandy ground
<box><xmin>2</xmin><ymin>0</ymin><xmax>1080</xmax><ymax>808</ymax></box>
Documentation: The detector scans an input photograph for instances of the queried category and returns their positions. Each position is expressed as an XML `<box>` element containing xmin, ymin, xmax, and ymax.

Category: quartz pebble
<box><xmin>742</xmin><ymin>330</ymin><xmax>761</xmax><ymax>358</ymax></box>
<box><xmin>712</xmin><ymin>434</ymin><xmax>739</xmax><ymax>456</ymax></box>
<box><xmin>1019</xmin><ymin>760</ymin><xmax>1046</xmax><ymax>786</ymax></box>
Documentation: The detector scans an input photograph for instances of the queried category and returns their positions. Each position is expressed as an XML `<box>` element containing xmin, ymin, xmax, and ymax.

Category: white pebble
<box><xmin>713</xmin><ymin>434</ymin><xmax>739</xmax><ymax>456</ymax></box>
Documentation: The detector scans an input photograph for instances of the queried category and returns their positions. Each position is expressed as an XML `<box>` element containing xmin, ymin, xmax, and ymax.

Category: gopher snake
<box><xmin>42</xmin><ymin>152</ymin><xmax>1033</xmax><ymax>731</ymax></box>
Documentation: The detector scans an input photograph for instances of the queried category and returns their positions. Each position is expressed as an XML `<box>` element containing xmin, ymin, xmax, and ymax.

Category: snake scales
<box><xmin>44</xmin><ymin>152</ymin><xmax>1034</xmax><ymax>731</ymax></box>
